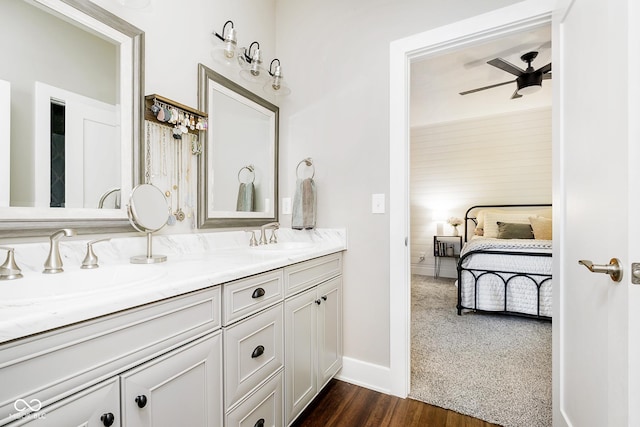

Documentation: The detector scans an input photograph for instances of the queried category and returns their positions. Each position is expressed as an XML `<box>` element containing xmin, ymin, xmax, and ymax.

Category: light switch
<box><xmin>372</xmin><ymin>193</ymin><xmax>385</xmax><ymax>214</ymax></box>
<box><xmin>282</xmin><ymin>197</ymin><xmax>292</xmax><ymax>215</ymax></box>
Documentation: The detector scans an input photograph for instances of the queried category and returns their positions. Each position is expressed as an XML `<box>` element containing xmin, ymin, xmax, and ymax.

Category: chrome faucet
<box><xmin>43</xmin><ymin>228</ymin><xmax>76</xmax><ymax>274</ymax></box>
<box><xmin>259</xmin><ymin>222</ymin><xmax>279</xmax><ymax>245</ymax></box>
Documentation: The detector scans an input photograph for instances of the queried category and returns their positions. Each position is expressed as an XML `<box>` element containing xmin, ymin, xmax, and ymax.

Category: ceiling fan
<box><xmin>459</xmin><ymin>51</ymin><xmax>551</xmax><ymax>99</ymax></box>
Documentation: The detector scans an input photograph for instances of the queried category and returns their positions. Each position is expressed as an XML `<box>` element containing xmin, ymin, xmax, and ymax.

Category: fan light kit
<box><xmin>460</xmin><ymin>51</ymin><xmax>551</xmax><ymax>99</ymax></box>
<box><xmin>211</xmin><ymin>21</ymin><xmax>290</xmax><ymax>97</ymax></box>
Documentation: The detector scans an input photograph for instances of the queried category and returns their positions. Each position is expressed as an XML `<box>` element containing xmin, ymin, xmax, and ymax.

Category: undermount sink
<box><xmin>0</xmin><ymin>264</ymin><xmax>166</xmax><ymax>304</ymax></box>
<box><xmin>253</xmin><ymin>242</ymin><xmax>315</xmax><ymax>252</ymax></box>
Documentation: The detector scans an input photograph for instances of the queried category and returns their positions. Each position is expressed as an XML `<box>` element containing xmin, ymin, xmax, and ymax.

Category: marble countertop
<box><xmin>0</xmin><ymin>228</ymin><xmax>347</xmax><ymax>344</ymax></box>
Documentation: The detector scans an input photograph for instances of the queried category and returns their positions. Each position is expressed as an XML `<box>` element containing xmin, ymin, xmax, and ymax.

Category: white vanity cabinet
<box><xmin>0</xmin><ymin>248</ymin><xmax>344</xmax><ymax>427</ymax></box>
<box><xmin>221</xmin><ymin>252</ymin><xmax>343</xmax><ymax>427</ymax></box>
<box><xmin>0</xmin><ymin>287</ymin><xmax>223</xmax><ymax>427</ymax></box>
<box><xmin>283</xmin><ymin>255</ymin><xmax>343</xmax><ymax>426</ymax></box>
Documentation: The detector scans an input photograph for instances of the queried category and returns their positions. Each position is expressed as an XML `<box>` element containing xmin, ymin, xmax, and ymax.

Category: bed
<box><xmin>456</xmin><ymin>204</ymin><xmax>553</xmax><ymax>320</ymax></box>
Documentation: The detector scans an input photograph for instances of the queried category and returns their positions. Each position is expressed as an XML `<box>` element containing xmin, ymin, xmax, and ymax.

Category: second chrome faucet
<box><xmin>43</xmin><ymin>228</ymin><xmax>76</xmax><ymax>274</ymax></box>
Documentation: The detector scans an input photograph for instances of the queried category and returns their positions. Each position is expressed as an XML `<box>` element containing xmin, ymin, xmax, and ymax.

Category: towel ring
<box><xmin>238</xmin><ymin>165</ymin><xmax>255</xmax><ymax>184</ymax></box>
<box><xmin>296</xmin><ymin>158</ymin><xmax>315</xmax><ymax>179</ymax></box>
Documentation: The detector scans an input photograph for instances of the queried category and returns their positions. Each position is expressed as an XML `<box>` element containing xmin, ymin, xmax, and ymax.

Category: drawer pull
<box><xmin>135</xmin><ymin>395</ymin><xmax>148</xmax><ymax>408</ymax></box>
<box><xmin>252</xmin><ymin>287</ymin><xmax>266</xmax><ymax>298</ymax></box>
<box><xmin>251</xmin><ymin>345</ymin><xmax>265</xmax><ymax>358</ymax></box>
<box><xmin>254</xmin><ymin>418</ymin><xmax>265</xmax><ymax>427</ymax></box>
<box><xmin>101</xmin><ymin>413</ymin><xmax>115</xmax><ymax>427</ymax></box>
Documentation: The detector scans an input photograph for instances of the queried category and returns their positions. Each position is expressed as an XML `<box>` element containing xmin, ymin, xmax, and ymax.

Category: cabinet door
<box><xmin>120</xmin><ymin>331</ymin><xmax>222</xmax><ymax>427</ymax></box>
<box><xmin>283</xmin><ymin>288</ymin><xmax>317</xmax><ymax>425</ymax></box>
<box><xmin>317</xmin><ymin>277</ymin><xmax>343</xmax><ymax>390</ymax></box>
<box><xmin>7</xmin><ymin>377</ymin><xmax>119</xmax><ymax>427</ymax></box>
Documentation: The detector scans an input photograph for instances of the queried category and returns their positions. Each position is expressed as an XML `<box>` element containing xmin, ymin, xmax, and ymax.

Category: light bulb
<box><xmin>223</xmin><ymin>41</ymin><xmax>235</xmax><ymax>59</ymax></box>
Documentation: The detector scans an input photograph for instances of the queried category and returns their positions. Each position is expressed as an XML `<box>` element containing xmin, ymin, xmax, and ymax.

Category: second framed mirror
<box><xmin>197</xmin><ymin>64</ymin><xmax>278</xmax><ymax>228</ymax></box>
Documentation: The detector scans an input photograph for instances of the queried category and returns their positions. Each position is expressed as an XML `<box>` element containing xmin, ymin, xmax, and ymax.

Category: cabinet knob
<box><xmin>254</xmin><ymin>418</ymin><xmax>265</xmax><ymax>427</ymax></box>
<box><xmin>321</xmin><ymin>295</ymin><xmax>327</xmax><ymax>301</ymax></box>
<box><xmin>252</xmin><ymin>287</ymin><xmax>266</xmax><ymax>299</ymax></box>
<box><xmin>251</xmin><ymin>345</ymin><xmax>265</xmax><ymax>358</ymax></box>
<box><xmin>101</xmin><ymin>413</ymin><xmax>115</xmax><ymax>427</ymax></box>
<box><xmin>135</xmin><ymin>394</ymin><xmax>148</xmax><ymax>408</ymax></box>
<box><xmin>315</xmin><ymin>299</ymin><xmax>322</xmax><ymax>305</ymax></box>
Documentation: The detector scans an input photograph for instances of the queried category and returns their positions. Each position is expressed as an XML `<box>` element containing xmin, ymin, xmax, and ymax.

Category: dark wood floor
<box><xmin>292</xmin><ymin>380</ymin><xmax>501</xmax><ymax>427</ymax></box>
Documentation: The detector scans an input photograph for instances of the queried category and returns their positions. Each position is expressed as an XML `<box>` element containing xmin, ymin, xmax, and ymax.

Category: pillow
<box><xmin>475</xmin><ymin>207</ymin><xmax>552</xmax><ymax>237</ymax></box>
<box><xmin>529</xmin><ymin>216</ymin><xmax>552</xmax><ymax>240</ymax></box>
<box><xmin>497</xmin><ymin>222</ymin><xmax>534</xmax><ymax>239</ymax></box>
<box><xmin>483</xmin><ymin>211</ymin><xmax>538</xmax><ymax>238</ymax></box>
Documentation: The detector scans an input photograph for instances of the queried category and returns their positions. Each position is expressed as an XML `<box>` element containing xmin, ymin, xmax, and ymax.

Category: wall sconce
<box><xmin>263</xmin><ymin>59</ymin><xmax>291</xmax><ymax>97</ymax></box>
<box><xmin>211</xmin><ymin>21</ymin><xmax>292</xmax><ymax>96</ymax></box>
<box><xmin>211</xmin><ymin>20</ymin><xmax>237</xmax><ymax>64</ymax></box>
<box><xmin>238</xmin><ymin>42</ymin><xmax>267</xmax><ymax>83</ymax></box>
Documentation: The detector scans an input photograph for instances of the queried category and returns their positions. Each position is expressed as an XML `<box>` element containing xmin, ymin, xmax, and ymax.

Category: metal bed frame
<box><xmin>456</xmin><ymin>204</ymin><xmax>552</xmax><ymax>320</ymax></box>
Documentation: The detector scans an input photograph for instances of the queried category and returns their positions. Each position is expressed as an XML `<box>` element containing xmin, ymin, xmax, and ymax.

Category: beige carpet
<box><xmin>409</xmin><ymin>275</ymin><xmax>552</xmax><ymax>427</ymax></box>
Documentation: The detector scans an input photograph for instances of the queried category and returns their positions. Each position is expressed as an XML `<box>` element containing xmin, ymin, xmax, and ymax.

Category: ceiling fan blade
<box><xmin>511</xmin><ymin>89</ymin><xmax>523</xmax><ymax>100</ymax></box>
<box><xmin>537</xmin><ymin>62</ymin><xmax>552</xmax><ymax>74</ymax></box>
<box><xmin>487</xmin><ymin>58</ymin><xmax>525</xmax><ymax>76</ymax></box>
<box><xmin>459</xmin><ymin>79</ymin><xmax>515</xmax><ymax>95</ymax></box>
<box><xmin>543</xmin><ymin>73</ymin><xmax>552</xmax><ymax>80</ymax></box>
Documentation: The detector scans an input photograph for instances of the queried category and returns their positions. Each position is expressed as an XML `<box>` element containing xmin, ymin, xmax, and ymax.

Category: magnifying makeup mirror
<box><xmin>127</xmin><ymin>184</ymin><xmax>168</xmax><ymax>264</ymax></box>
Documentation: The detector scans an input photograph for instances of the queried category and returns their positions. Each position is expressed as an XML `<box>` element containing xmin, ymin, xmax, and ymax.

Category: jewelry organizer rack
<box><xmin>143</xmin><ymin>95</ymin><xmax>208</xmax><ymax>228</ymax></box>
<box><xmin>144</xmin><ymin>94</ymin><xmax>208</xmax><ymax>136</ymax></box>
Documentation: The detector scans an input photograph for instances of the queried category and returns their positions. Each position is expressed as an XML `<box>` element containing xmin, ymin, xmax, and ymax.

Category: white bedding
<box><xmin>458</xmin><ymin>237</ymin><xmax>553</xmax><ymax>317</ymax></box>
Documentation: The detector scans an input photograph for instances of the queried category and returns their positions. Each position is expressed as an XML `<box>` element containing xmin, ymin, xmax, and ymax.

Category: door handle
<box><xmin>578</xmin><ymin>258</ymin><xmax>623</xmax><ymax>282</ymax></box>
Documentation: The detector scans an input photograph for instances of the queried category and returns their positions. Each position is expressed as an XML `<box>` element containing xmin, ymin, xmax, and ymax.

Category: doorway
<box><xmin>388</xmin><ymin>0</ymin><xmax>554</xmax><ymax>398</ymax></box>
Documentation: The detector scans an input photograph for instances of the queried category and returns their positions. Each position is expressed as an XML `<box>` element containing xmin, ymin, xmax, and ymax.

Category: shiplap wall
<box><xmin>410</xmin><ymin>107</ymin><xmax>551</xmax><ymax>277</ymax></box>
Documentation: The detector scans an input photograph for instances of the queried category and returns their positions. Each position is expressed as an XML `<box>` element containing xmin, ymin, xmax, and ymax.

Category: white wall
<box><xmin>275</xmin><ymin>0</ymin><xmax>523</xmax><ymax>387</ymax></box>
<box><xmin>410</xmin><ymin>107</ymin><xmax>552</xmax><ymax>278</ymax></box>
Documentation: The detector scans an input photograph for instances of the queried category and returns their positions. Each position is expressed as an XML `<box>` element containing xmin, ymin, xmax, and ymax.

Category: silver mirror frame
<box><xmin>197</xmin><ymin>64</ymin><xmax>279</xmax><ymax>229</ymax></box>
<box><xmin>0</xmin><ymin>0</ymin><xmax>144</xmax><ymax>238</ymax></box>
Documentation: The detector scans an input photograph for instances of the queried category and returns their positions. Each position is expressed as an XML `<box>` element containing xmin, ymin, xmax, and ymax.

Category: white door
<box><xmin>554</xmin><ymin>0</ymin><xmax>640</xmax><ymax>425</ymax></box>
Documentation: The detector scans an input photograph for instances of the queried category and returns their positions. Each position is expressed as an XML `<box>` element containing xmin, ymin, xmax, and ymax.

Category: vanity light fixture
<box><xmin>211</xmin><ymin>20</ymin><xmax>238</xmax><ymax>64</ymax></box>
<box><xmin>238</xmin><ymin>42</ymin><xmax>268</xmax><ymax>83</ymax></box>
<box><xmin>263</xmin><ymin>59</ymin><xmax>291</xmax><ymax>97</ymax></box>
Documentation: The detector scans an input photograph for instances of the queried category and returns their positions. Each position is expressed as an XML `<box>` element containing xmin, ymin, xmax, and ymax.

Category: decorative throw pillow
<box><xmin>497</xmin><ymin>222</ymin><xmax>534</xmax><ymax>239</ymax></box>
<box><xmin>529</xmin><ymin>216</ymin><xmax>552</xmax><ymax>240</ymax></box>
<box><xmin>483</xmin><ymin>211</ymin><xmax>536</xmax><ymax>238</ymax></box>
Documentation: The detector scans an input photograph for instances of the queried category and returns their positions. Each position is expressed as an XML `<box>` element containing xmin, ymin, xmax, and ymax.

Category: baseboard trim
<box><xmin>411</xmin><ymin>264</ymin><xmax>457</xmax><ymax>279</ymax></box>
<box><xmin>334</xmin><ymin>356</ymin><xmax>392</xmax><ymax>395</ymax></box>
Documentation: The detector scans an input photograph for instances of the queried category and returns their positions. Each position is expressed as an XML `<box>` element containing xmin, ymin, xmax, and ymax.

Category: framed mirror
<box><xmin>197</xmin><ymin>64</ymin><xmax>278</xmax><ymax>228</ymax></box>
<box><xmin>0</xmin><ymin>0</ymin><xmax>144</xmax><ymax>237</ymax></box>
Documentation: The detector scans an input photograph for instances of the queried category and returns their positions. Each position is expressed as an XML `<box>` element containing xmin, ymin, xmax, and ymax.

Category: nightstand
<box><xmin>433</xmin><ymin>235</ymin><xmax>463</xmax><ymax>278</ymax></box>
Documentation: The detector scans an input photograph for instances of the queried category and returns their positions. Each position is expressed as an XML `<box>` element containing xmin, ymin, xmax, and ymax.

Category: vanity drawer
<box><xmin>284</xmin><ymin>253</ymin><xmax>342</xmax><ymax>296</ymax></box>
<box><xmin>0</xmin><ymin>286</ymin><xmax>221</xmax><ymax>426</ymax></box>
<box><xmin>5</xmin><ymin>377</ymin><xmax>120</xmax><ymax>427</ymax></box>
<box><xmin>226</xmin><ymin>370</ymin><xmax>283</xmax><ymax>427</ymax></box>
<box><xmin>224</xmin><ymin>303</ymin><xmax>283</xmax><ymax>410</ymax></box>
<box><xmin>223</xmin><ymin>270</ymin><xmax>283</xmax><ymax>326</ymax></box>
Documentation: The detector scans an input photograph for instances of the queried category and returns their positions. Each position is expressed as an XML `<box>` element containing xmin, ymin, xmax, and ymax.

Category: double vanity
<box><xmin>0</xmin><ymin>228</ymin><xmax>346</xmax><ymax>426</ymax></box>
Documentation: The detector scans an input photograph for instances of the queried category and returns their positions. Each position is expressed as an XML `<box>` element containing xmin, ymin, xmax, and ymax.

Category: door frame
<box><xmin>388</xmin><ymin>0</ymin><xmax>554</xmax><ymax>397</ymax></box>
